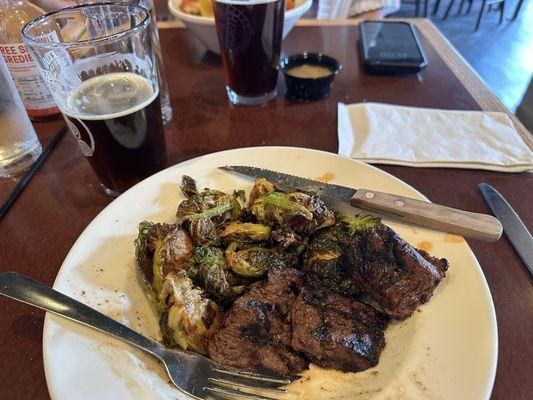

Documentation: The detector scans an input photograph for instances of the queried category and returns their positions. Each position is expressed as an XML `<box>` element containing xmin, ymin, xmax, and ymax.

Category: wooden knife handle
<box><xmin>351</xmin><ymin>189</ymin><xmax>502</xmax><ymax>242</ymax></box>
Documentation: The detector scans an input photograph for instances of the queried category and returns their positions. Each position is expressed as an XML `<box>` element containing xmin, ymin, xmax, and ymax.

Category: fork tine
<box><xmin>205</xmin><ymin>386</ymin><xmax>281</xmax><ymax>400</ymax></box>
<box><xmin>213</xmin><ymin>367</ymin><xmax>291</xmax><ymax>385</ymax></box>
<box><xmin>208</xmin><ymin>377</ymin><xmax>287</xmax><ymax>394</ymax></box>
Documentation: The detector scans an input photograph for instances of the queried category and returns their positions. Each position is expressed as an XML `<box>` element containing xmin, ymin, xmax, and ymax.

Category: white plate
<box><xmin>43</xmin><ymin>147</ymin><xmax>497</xmax><ymax>400</ymax></box>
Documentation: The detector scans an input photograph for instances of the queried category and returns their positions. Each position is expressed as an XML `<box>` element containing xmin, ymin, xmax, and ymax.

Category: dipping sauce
<box><xmin>286</xmin><ymin>64</ymin><xmax>333</xmax><ymax>79</ymax></box>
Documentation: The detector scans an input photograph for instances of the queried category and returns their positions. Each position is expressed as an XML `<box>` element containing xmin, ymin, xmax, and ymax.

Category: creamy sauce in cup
<box><xmin>286</xmin><ymin>64</ymin><xmax>333</xmax><ymax>79</ymax></box>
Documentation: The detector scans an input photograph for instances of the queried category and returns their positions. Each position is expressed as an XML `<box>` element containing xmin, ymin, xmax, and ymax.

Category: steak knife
<box><xmin>219</xmin><ymin>166</ymin><xmax>503</xmax><ymax>242</ymax></box>
<box><xmin>479</xmin><ymin>183</ymin><xmax>533</xmax><ymax>276</ymax></box>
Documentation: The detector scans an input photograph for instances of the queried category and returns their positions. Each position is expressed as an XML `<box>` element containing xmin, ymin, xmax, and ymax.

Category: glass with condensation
<box><xmin>23</xmin><ymin>3</ymin><xmax>167</xmax><ymax>197</ymax></box>
<box><xmin>0</xmin><ymin>55</ymin><xmax>42</xmax><ymax>176</ymax></box>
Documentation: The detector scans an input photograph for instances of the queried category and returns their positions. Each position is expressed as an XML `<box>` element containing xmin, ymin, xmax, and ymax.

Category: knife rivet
<box><xmin>395</xmin><ymin>200</ymin><xmax>405</xmax><ymax>207</ymax></box>
<box><xmin>365</xmin><ymin>192</ymin><xmax>375</xmax><ymax>199</ymax></box>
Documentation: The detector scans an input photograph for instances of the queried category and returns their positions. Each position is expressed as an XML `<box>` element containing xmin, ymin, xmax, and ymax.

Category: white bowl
<box><xmin>168</xmin><ymin>0</ymin><xmax>313</xmax><ymax>54</ymax></box>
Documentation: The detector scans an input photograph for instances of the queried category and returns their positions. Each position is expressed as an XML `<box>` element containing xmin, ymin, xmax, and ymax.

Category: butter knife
<box><xmin>479</xmin><ymin>183</ymin><xmax>533</xmax><ymax>276</ymax></box>
<box><xmin>220</xmin><ymin>166</ymin><xmax>502</xmax><ymax>242</ymax></box>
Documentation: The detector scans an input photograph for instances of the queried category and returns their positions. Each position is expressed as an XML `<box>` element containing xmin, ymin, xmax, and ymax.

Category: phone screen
<box><xmin>361</xmin><ymin>22</ymin><xmax>425</xmax><ymax>64</ymax></box>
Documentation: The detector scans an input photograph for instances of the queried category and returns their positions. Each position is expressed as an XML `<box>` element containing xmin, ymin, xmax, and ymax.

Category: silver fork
<box><xmin>0</xmin><ymin>272</ymin><xmax>290</xmax><ymax>400</ymax></box>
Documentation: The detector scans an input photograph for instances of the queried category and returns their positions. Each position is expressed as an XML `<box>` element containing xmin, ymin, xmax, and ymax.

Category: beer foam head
<box><xmin>64</xmin><ymin>72</ymin><xmax>158</xmax><ymax>120</ymax></box>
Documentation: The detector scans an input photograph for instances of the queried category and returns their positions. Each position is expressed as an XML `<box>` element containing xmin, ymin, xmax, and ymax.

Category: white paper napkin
<box><xmin>338</xmin><ymin>102</ymin><xmax>533</xmax><ymax>172</ymax></box>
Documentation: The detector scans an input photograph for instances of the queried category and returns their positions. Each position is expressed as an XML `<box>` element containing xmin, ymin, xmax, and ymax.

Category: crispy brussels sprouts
<box><xmin>152</xmin><ymin>226</ymin><xmax>194</xmax><ymax>296</ymax></box>
<box><xmin>134</xmin><ymin>221</ymin><xmax>182</xmax><ymax>286</ymax></box>
<box><xmin>225</xmin><ymin>242</ymin><xmax>293</xmax><ymax>278</ymax></box>
<box><xmin>340</xmin><ymin>214</ymin><xmax>381</xmax><ymax>235</ymax></box>
<box><xmin>251</xmin><ymin>191</ymin><xmax>335</xmax><ymax>235</ymax></box>
<box><xmin>180</xmin><ymin>175</ymin><xmax>198</xmax><ymax>197</ymax></box>
<box><xmin>159</xmin><ymin>270</ymin><xmax>222</xmax><ymax>354</ymax></box>
<box><xmin>303</xmin><ymin>215</ymin><xmax>380</xmax><ymax>295</ymax></box>
<box><xmin>177</xmin><ymin>176</ymin><xmax>242</xmax><ymax>244</ymax></box>
<box><xmin>188</xmin><ymin>218</ymin><xmax>220</xmax><ymax>246</ymax></box>
<box><xmin>302</xmin><ymin>223</ymin><xmax>356</xmax><ymax>295</ymax></box>
<box><xmin>248</xmin><ymin>178</ymin><xmax>275</xmax><ymax>206</ymax></box>
<box><xmin>233</xmin><ymin>189</ymin><xmax>246</xmax><ymax>204</ymax></box>
<box><xmin>177</xmin><ymin>189</ymin><xmax>237</xmax><ymax>222</ymax></box>
<box><xmin>252</xmin><ymin>192</ymin><xmax>313</xmax><ymax>224</ymax></box>
<box><xmin>190</xmin><ymin>246</ymin><xmax>234</xmax><ymax>303</ymax></box>
<box><xmin>217</xmin><ymin>222</ymin><xmax>271</xmax><ymax>243</ymax></box>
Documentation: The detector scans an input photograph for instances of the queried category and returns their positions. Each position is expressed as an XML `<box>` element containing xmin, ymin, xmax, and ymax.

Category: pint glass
<box><xmin>23</xmin><ymin>3</ymin><xmax>167</xmax><ymax>196</ymax></box>
<box><xmin>213</xmin><ymin>0</ymin><xmax>285</xmax><ymax>106</ymax></box>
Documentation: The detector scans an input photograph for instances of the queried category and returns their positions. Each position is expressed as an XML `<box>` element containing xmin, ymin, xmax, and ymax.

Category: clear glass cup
<box><xmin>213</xmin><ymin>0</ymin><xmax>285</xmax><ymax>106</ymax></box>
<box><xmin>0</xmin><ymin>55</ymin><xmax>42</xmax><ymax>177</ymax></box>
<box><xmin>75</xmin><ymin>0</ymin><xmax>173</xmax><ymax>124</ymax></box>
<box><xmin>22</xmin><ymin>3</ymin><xmax>167</xmax><ymax>197</ymax></box>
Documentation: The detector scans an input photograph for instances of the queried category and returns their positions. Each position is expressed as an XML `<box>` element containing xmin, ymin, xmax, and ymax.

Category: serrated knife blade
<box><xmin>219</xmin><ymin>165</ymin><xmax>503</xmax><ymax>242</ymax></box>
<box><xmin>479</xmin><ymin>183</ymin><xmax>533</xmax><ymax>276</ymax></box>
<box><xmin>219</xmin><ymin>165</ymin><xmax>357</xmax><ymax>200</ymax></box>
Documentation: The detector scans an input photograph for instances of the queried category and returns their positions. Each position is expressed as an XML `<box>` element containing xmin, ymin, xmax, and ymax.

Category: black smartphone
<box><xmin>359</xmin><ymin>21</ymin><xmax>427</xmax><ymax>74</ymax></box>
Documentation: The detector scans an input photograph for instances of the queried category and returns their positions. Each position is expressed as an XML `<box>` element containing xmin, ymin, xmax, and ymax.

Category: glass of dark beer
<box><xmin>213</xmin><ymin>0</ymin><xmax>285</xmax><ymax>106</ymax></box>
<box><xmin>22</xmin><ymin>3</ymin><xmax>167</xmax><ymax>197</ymax></box>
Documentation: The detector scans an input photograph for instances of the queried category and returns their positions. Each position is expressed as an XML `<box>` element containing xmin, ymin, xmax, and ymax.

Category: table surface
<box><xmin>1</xmin><ymin>19</ymin><xmax>532</xmax><ymax>400</ymax></box>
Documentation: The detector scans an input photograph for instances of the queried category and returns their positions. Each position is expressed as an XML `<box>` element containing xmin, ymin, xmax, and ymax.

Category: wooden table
<box><xmin>1</xmin><ymin>19</ymin><xmax>532</xmax><ymax>400</ymax></box>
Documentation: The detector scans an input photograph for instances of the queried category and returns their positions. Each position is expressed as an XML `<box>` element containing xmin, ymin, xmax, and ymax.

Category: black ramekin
<box><xmin>280</xmin><ymin>53</ymin><xmax>341</xmax><ymax>102</ymax></box>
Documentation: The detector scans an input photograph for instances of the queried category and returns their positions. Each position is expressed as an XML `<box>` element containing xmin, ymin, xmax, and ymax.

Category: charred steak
<box><xmin>291</xmin><ymin>277</ymin><xmax>387</xmax><ymax>372</ymax></box>
<box><xmin>352</xmin><ymin>224</ymin><xmax>448</xmax><ymax>319</ymax></box>
<box><xmin>304</xmin><ymin>221</ymin><xmax>449</xmax><ymax>319</ymax></box>
<box><xmin>208</xmin><ymin>267</ymin><xmax>308</xmax><ymax>377</ymax></box>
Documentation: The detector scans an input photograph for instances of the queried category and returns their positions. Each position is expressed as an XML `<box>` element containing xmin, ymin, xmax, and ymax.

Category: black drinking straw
<box><xmin>0</xmin><ymin>125</ymin><xmax>67</xmax><ymax>221</ymax></box>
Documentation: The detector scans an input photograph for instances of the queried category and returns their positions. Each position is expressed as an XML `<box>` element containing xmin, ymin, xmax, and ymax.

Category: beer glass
<box><xmin>213</xmin><ymin>0</ymin><xmax>285</xmax><ymax>106</ymax></box>
<box><xmin>22</xmin><ymin>3</ymin><xmax>167</xmax><ymax>197</ymax></box>
<box><xmin>75</xmin><ymin>0</ymin><xmax>173</xmax><ymax>124</ymax></box>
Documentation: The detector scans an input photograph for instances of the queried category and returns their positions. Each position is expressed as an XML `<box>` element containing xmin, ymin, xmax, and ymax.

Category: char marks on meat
<box><xmin>291</xmin><ymin>278</ymin><xmax>387</xmax><ymax>372</ymax></box>
<box><xmin>208</xmin><ymin>268</ymin><xmax>308</xmax><ymax>377</ymax></box>
<box><xmin>305</xmin><ymin>222</ymin><xmax>449</xmax><ymax>319</ymax></box>
<box><xmin>353</xmin><ymin>224</ymin><xmax>448</xmax><ymax>319</ymax></box>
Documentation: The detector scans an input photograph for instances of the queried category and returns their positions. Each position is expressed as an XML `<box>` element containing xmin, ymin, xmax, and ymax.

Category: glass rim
<box><xmin>22</xmin><ymin>2</ymin><xmax>150</xmax><ymax>50</ymax></box>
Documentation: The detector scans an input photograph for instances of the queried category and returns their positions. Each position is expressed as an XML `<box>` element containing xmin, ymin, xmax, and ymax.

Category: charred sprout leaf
<box><xmin>188</xmin><ymin>218</ymin><xmax>220</xmax><ymax>246</ymax></box>
<box><xmin>217</xmin><ymin>222</ymin><xmax>271</xmax><ymax>243</ymax></box>
<box><xmin>180</xmin><ymin>175</ymin><xmax>198</xmax><ymax>198</ymax></box>
<box><xmin>251</xmin><ymin>192</ymin><xmax>313</xmax><ymax>225</ymax></box>
<box><xmin>234</xmin><ymin>189</ymin><xmax>246</xmax><ymax>203</ymax></box>
<box><xmin>302</xmin><ymin>217</ymin><xmax>381</xmax><ymax>296</ymax></box>
<box><xmin>340</xmin><ymin>214</ymin><xmax>381</xmax><ymax>235</ymax></box>
<box><xmin>248</xmin><ymin>178</ymin><xmax>275</xmax><ymax>207</ymax></box>
<box><xmin>176</xmin><ymin>187</ymin><xmax>241</xmax><ymax>227</ymax></box>
<box><xmin>308</xmin><ymin>195</ymin><xmax>336</xmax><ymax>231</ymax></box>
<box><xmin>152</xmin><ymin>226</ymin><xmax>194</xmax><ymax>296</ymax></box>
<box><xmin>225</xmin><ymin>242</ymin><xmax>290</xmax><ymax>278</ymax></box>
<box><xmin>192</xmin><ymin>246</ymin><xmax>233</xmax><ymax>303</ymax></box>
<box><xmin>134</xmin><ymin>221</ymin><xmax>179</xmax><ymax>285</ymax></box>
<box><xmin>251</xmin><ymin>191</ymin><xmax>335</xmax><ymax>237</ymax></box>
<box><xmin>177</xmin><ymin>190</ymin><xmax>234</xmax><ymax>222</ymax></box>
<box><xmin>231</xmin><ymin>285</ymin><xmax>246</xmax><ymax>296</ymax></box>
<box><xmin>271</xmin><ymin>228</ymin><xmax>305</xmax><ymax>249</ymax></box>
<box><xmin>159</xmin><ymin>270</ymin><xmax>222</xmax><ymax>354</ymax></box>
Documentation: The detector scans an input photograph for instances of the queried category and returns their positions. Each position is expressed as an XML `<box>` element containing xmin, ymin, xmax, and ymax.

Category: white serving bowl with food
<box><xmin>167</xmin><ymin>0</ymin><xmax>313</xmax><ymax>54</ymax></box>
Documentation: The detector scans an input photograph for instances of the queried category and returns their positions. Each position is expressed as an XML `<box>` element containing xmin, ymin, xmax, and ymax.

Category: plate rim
<box><xmin>42</xmin><ymin>145</ymin><xmax>498</xmax><ymax>400</ymax></box>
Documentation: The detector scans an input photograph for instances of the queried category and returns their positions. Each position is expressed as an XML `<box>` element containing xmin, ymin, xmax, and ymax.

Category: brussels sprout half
<box><xmin>159</xmin><ymin>270</ymin><xmax>222</xmax><ymax>354</ymax></box>
<box><xmin>217</xmin><ymin>222</ymin><xmax>271</xmax><ymax>243</ymax></box>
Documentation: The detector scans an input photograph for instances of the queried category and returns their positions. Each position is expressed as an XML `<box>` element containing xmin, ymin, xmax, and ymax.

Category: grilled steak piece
<box><xmin>208</xmin><ymin>267</ymin><xmax>308</xmax><ymax>377</ymax></box>
<box><xmin>291</xmin><ymin>278</ymin><xmax>387</xmax><ymax>372</ymax></box>
<box><xmin>304</xmin><ymin>221</ymin><xmax>449</xmax><ymax>320</ymax></box>
<box><xmin>352</xmin><ymin>224</ymin><xmax>449</xmax><ymax>319</ymax></box>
